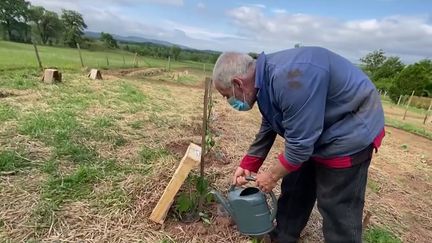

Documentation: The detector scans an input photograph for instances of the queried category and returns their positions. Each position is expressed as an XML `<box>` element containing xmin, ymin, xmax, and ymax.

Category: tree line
<box><xmin>0</xmin><ymin>0</ymin><xmax>87</xmax><ymax>47</ymax></box>
<box><xmin>359</xmin><ymin>49</ymin><xmax>432</xmax><ymax>104</ymax></box>
<box><xmin>0</xmin><ymin>0</ymin><xmax>220</xmax><ymax>63</ymax></box>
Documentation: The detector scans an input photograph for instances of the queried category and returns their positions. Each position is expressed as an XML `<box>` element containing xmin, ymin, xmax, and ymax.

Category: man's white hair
<box><xmin>212</xmin><ymin>52</ymin><xmax>254</xmax><ymax>89</ymax></box>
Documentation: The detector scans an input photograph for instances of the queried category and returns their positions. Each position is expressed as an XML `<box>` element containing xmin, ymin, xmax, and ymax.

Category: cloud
<box><xmin>197</xmin><ymin>2</ymin><xmax>205</xmax><ymax>9</ymax></box>
<box><xmin>227</xmin><ymin>6</ymin><xmax>432</xmax><ymax>62</ymax></box>
<box><xmin>247</xmin><ymin>3</ymin><xmax>266</xmax><ymax>9</ymax></box>
<box><xmin>26</xmin><ymin>0</ymin><xmax>432</xmax><ymax>62</ymax></box>
<box><xmin>272</xmin><ymin>8</ymin><xmax>287</xmax><ymax>14</ymax></box>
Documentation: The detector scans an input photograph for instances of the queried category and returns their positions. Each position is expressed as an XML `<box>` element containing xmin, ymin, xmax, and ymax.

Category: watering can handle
<box><xmin>245</xmin><ymin>176</ymin><xmax>278</xmax><ymax>221</ymax></box>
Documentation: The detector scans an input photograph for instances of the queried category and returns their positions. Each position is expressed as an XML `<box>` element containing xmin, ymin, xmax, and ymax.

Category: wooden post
<box><xmin>106</xmin><ymin>56</ymin><xmax>109</xmax><ymax>67</ymax></box>
<box><xmin>203</xmin><ymin>63</ymin><xmax>206</xmax><ymax>77</ymax></box>
<box><xmin>133</xmin><ymin>52</ymin><xmax>138</xmax><ymax>67</ymax></box>
<box><xmin>200</xmin><ymin>77</ymin><xmax>211</xmax><ymax>178</ymax></box>
<box><xmin>397</xmin><ymin>95</ymin><xmax>402</xmax><ymax>106</ymax></box>
<box><xmin>149</xmin><ymin>143</ymin><xmax>201</xmax><ymax>224</ymax></box>
<box><xmin>32</xmin><ymin>42</ymin><xmax>43</xmax><ymax>70</ymax></box>
<box><xmin>168</xmin><ymin>56</ymin><xmax>171</xmax><ymax>71</ymax></box>
<box><xmin>76</xmin><ymin>43</ymin><xmax>84</xmax><ymax>67</ymax></box>
<box><xmin>423</xmin><ymin>99</ymin><xmax>432</xmax><ymax>124</ymax></box>
<box><xmin>403</xmin><ymin>91</ymin><xmax>415</xmax><ymax>120</ymax></box>
<box><xmin>123</xmin><ymin>55</ymin><xmax>126</xmax><ymax>67</ymax></box>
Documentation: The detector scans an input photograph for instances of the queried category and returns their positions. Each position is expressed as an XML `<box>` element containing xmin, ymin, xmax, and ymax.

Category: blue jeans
<box><xmin>270</xmin><ymin>145</ymin><xmax>373</xmax><ymax>243</ymax></box>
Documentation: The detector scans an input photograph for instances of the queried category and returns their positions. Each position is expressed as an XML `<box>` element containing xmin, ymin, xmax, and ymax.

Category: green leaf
<box><xmin>175</xmin><ymin>193</ymin><xmax>193</xmax><ymax>214</ymax></box>
<box><xmin>196</xmin><ymin>177</ymin><xmax>209</xmax><ymax>195</ymax></box>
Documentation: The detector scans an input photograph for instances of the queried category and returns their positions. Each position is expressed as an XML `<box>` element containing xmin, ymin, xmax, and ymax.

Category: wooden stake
<box><xmin>203</xmin><ymin>63</ymin><xmax>206</xmax><ymax>77</ymax></box>
<box><xmin>106</xmin><ymin>56</ymin><xmax>109</xmax><ymax>67</ymax></box>
<box><xmin>168</xmin><ymin>56</ymin><xmax>171</xmax><ymax>71</ymax></box>
<box><xmin>423</xmin><ymin>99</ymin><xmax>432</xmax><ymax>124</ymax></box>
<box><xmin>122</xmin><ymin>55</ymin><xmax>125</xmax><ymax>67</ymax></box>
<box><xmin>149</xmin><ymin>143</ymin><xmax>201</xmax><ymax>224</ymax></box>
<box><xmin>200</xmin><ymin>77</ymin><xmax>211</xmax><ymax>178</ymax></box>
<box><xmin>133</xmin><ymin>52</ymin><xmax>138</xmax><ymax>67</ymax></box>
<box><xmin>32</xmin><ymin>42</ymin><xmax>43</xmax><ymax>70</ymax></box>
<box><xmin>397</xmin><ymin>95</ymin><xmax>402</xmax><ymax>106</ymax></box>
<box><xmin>403</xmin><ymin>91</ymin><xmax>415</xmax><ymax>120</ymax></box>
<box><xmin>76</xmin><ymin>43</ymin><xmax>84</xmax><ymax>67</ymax></box>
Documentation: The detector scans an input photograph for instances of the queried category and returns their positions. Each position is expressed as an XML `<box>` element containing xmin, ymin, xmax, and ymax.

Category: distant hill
<box><xmin>85</xmin><ymin>31</ymin><xmax>191</xmax><ymax>49</ymax></box>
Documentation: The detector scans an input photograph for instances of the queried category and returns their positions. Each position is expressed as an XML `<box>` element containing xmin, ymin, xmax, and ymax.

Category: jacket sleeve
<box><xmin>239</xmin><ymin>117</ymin><xmax>277</xmax><ymax>172</ymax></box>
<box><xmin>274</xmin><ymin>64</ymin><xmax>329</xmax><ymax>172</ymax></box>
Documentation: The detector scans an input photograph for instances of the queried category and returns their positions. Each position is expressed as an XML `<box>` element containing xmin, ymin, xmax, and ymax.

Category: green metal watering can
<box><xmin>211</xmin><ymin>176</ymin><xmax>277</xmax><ymax>236</ymax></box>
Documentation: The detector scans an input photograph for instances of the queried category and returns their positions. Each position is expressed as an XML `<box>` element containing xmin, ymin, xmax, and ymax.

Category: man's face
<box><xmin>215</xmin><ymin>77</ymin><xmax>256</xmax><ymax>110</ymax></box>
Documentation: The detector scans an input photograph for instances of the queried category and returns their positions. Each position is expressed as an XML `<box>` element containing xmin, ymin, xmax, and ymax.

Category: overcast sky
<box><xmin>28</xmin><ymin>0</ymin><xmax>432</xmax><ymax>63</ymax></box>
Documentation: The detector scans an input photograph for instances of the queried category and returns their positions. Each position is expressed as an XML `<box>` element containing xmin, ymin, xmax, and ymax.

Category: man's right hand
<box><xmin>232</xmin><ymin>166</ymin><xmax>251</xmax><ymax>186</ymax></box>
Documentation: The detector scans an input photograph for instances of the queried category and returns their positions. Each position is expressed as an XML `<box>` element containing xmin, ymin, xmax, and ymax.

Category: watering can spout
<box><xmin>210</xmin><ymin>189</ymin><xmax>233</xmax><ymax>216</ymax></box>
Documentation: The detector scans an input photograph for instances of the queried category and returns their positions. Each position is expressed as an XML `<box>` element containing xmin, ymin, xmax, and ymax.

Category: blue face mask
<box><xmin>227</xmin><ymin>86</ymin><xmax>251</xmax><ymax>111</ymax></box>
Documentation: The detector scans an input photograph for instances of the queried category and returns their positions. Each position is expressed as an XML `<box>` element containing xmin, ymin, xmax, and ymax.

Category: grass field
<box><xmin>1</xmin><ymin>41</ymin><xmax>431</xmax><ymax>242</ymax></box>
<box><xmin>0</xmin><ymin>41</ymin><xmax>212</xmax><ymax>71</ymax></box>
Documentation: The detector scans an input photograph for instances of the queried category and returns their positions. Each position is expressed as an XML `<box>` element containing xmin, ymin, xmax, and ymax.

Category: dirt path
<box><xmin>365</xmin><ymin>126</ymin><xmax>432</xmax><ymax>242</ymax></box>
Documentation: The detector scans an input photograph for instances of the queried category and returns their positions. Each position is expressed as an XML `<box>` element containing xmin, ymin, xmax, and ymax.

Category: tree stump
<box><xmin>88</xmin><ymin>69</ymin><xmax>103</xmax><ymax>80</ymax></box>
<box><xmin>42</xmin><ymin>69</ymin><xmax>62</xmax><ymax>84</ymax></box>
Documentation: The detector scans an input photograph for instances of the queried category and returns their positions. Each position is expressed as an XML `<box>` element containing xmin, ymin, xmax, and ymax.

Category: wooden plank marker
<box><xmin>42</xmin><ymin>69</ymin><xmax>62</xmax><ymax>84</ymax></box>
<box><xmin>88</xmin><ymin>69</ymin><xmax>103</xmax><ymax>80</ymax></box>
<box><xmin>149</xmin><ymin>143</ymin><xmax>201</xmax><ymax>224</ymax></box>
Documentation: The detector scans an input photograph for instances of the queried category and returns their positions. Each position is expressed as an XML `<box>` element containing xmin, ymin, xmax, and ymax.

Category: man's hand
<box><xmin>232</xmin><ymin>167</ymin><xmax>251</xmax><ymax>186</ymax></box>
<box><xmin>256</xmin><ymin>171</ymin><xmax>278</xmax><ymax>193</ymax></box>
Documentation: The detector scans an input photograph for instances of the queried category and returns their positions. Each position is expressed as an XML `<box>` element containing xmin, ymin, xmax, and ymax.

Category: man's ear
<box><xmin>232</xmin><ymin>77</ymin><xmax>243</xmax><ymax>88</ymax></box>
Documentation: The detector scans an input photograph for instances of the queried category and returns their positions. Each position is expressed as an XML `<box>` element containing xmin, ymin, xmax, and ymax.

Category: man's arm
<box><xmin>239</xmin><ymin>117</ymin><xmax>277</xmax><ymax>172</ymax></box>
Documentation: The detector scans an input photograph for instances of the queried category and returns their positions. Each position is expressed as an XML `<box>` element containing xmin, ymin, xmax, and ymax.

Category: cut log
<box><xmin>42</xmin><ymin>69</ymin><xmax>62</xmax><ymax>84</ymax></box>
<box><xmin>88</xmin><ymin>69</ymin><xmax>103</xmax><ymax>80</ymax></box>
<box><xmin>149</xmin><ymin>143</ymin><xmax>201</xmax><ymax>224</ymax></box>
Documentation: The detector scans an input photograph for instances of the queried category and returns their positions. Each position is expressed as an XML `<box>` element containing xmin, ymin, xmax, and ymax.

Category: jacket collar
<box><xmin>255</xmin><ymin>52</ymin><xmax>266</xmax><ymax>89</ymax></box>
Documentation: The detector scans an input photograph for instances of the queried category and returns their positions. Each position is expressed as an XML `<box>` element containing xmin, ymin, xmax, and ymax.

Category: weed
<box><xmin>42</xmin><ymin>160</ymin><xmax>59</xmax><ymax>175</ymax></box>
<box><xmin>93</xmin><ymin>116</ymin><xmax>115</xmax><ymax>128</ymax></box>
<box><xmin>129</xmin><ymin>120</ymin><xmax>144</xmax><ymax>129</ymax></box>
<box><xmin>0</xmin><ymin>69</ymin><xmax>38</xmax><ymax>90</ymax></box>
<box><xmin>400</xmin><ymin>144</ymin><xmax>408</xmax><ymax>150</ymax></box>
<box><xmin>19</xmin><ymin>110</ymin><xmax>78</xmax><ymax>141</ymax></box>
<box><xmin>44</xmin><ymin>165</ymin><xmax>101</xmax><ymax>205</ymax></box>
<box><xmin>139</xmin><ymin>146</ymin><xmax>169</xmax><ymax>163</ymax></box>
<box><xmin>119</xmin><ymin>83</ymin><xmax>147</xmax><ymax>103</ymax></box>
<box><xmin>54</xmin><ymin>140</ymin><xmax>97</xmax><ymax>163</ymax></box>
<box><xmin>367</xmin><ymin>179</ymin><xmax>381</xmax><ymax>193</ymax></box>
<box><xmin>32</xmin><ymin>200</ymin><xmax>58</xmax><ymax>231</ymax></box>
<box><xmin>19</xmin><ymin>110</ymin><xmax>98</xmax><ymax>162</ymax></box>
<box><xmin>99</xmin><ymin>188</ymin><xmax>130</xmax><ymax>209</ymax></box>
<box><xmin>364</xmin><ymin>227</ymin><xmax>401</xmax><ymax>243</ymax></box>
<box><xmin>0</xmin><ymin>103</ymin><xmax>17</xmax><ymax>122</ymax></box>
<box><xmin>113</xmin><ymin>135</ymin><xmax>127</xmax><ymax>147</ymax></box>
<box><xmin>0</xmin><ymin>150</ymin><xmax>31</xmax><ymax>172</ymax></box>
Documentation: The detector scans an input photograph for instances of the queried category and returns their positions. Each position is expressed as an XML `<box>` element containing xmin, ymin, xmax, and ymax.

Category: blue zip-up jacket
<box><xmin>240</xmin><ymin>47</ymin><xmax>385</xmax><ymax>172</ymax></box>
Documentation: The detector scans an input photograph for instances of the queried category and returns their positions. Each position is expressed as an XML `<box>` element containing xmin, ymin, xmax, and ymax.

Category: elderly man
<box><xmin>212</xmin><ymin>47</ymin><xmax>385</xmax><ymax>243</ymax></box>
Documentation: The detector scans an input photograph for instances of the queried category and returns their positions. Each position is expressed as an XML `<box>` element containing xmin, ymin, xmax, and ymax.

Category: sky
<box><xmin>28</xmin><ymin>0</ymin><xmax>432</xmax><ymax>63</ymax></box>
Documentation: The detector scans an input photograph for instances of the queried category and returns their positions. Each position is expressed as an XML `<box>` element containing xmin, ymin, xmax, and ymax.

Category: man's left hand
<box><xmin>255</xmin><ymin>171</ymin><xmax>278</xmax><ymax>193</ymax></box>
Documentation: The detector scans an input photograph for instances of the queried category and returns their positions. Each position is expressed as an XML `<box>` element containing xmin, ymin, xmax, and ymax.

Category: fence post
<box><xmin>76</xmin><ymin>43</ymin><xmax>84</xmax><ymax>67</ymax></box>
<box><xmin>123</xmin><ymin>55</ymin><xmax>126</xmax><ymax>67</ymax></box>
<box><xmin>133</xmin><ymin>53</ymin><xmax>138</xmax><ymax>67</ymax></box>
<box><xmin>167</xmin><ymin>56</ymin><xmax>171</xmax><ymax>71</ymax></box>
<box><xmin>203</xmin><ymin>63</ymin><xmax>206</xmax><ymax>77</ymax></box>
<box><xmin>403</xmin><ymin>90</ymin><xmax>415</xmax><ymax>120</ymax></box>
<box><xmin>423</xmin><ymin>99</ymin><xmax>432</xmax><ymax>124</ymax></box>
<box><xmin>32</xmin><ymin>42</ymin><xmax>43</xmax><ymax>70</ymax></box>
<box><xmin>397</xmin><ymin>95</ymin><xmax>402</xmax><ymax>106</ymax></box>
<box><xmin>106</xmin><ymin>56</ymin><xmax>109</xmax><ymax>67</ymax></box>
